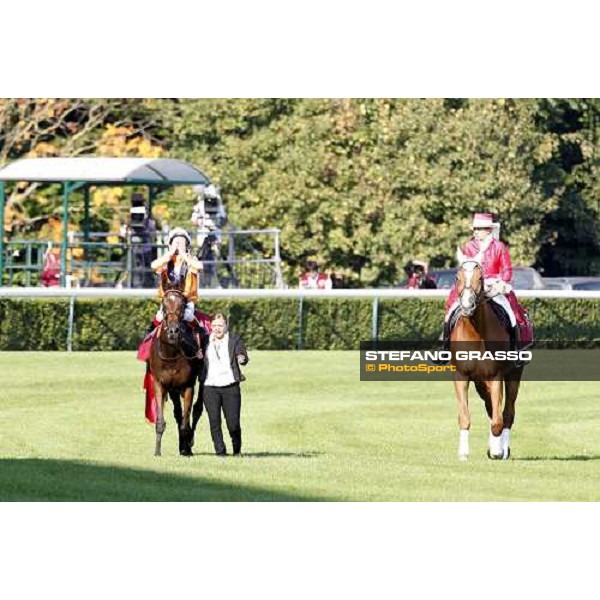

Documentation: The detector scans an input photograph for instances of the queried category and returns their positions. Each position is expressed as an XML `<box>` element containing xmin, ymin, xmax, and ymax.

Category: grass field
<box><xmin>1</xmin><ymin>351</ymin><xmax>599</xmax><ymax>501</ymax></box>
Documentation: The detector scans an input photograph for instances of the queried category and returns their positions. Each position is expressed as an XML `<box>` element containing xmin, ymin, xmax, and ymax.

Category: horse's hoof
<box><xmin>502</xmin><ymin>448</ymin><xmax>511</xmax><ymax>460</ymax></box>
<box><xmin>180</xmin><ymin>449</ymin><xmax>193</xmax><ymax>457</ymax></box>
<box><xmin>487</xmin><ymin>449</ymin><xmax>502</xmax><ymax>460</ymax></box>
<box><xmin>154</xmin><ymin>452</ymin><xmax>161</xmax><ymax>457</ymax></box>
<box><xmin>459</xmin><ymin>454</ymin><xmax>469</xmax><ymax>461</ymax></box>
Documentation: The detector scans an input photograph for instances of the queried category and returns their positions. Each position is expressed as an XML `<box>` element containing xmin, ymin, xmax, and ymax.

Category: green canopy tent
<box><xmin>0</xmin><ymin>157</ymin><xmax>210</xmax><ymax>286</ymax></box>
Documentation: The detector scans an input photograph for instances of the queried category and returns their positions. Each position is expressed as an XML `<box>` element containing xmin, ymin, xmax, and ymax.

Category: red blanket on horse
<box><xmin>138</xmin><ymin>309</ymin><xmax>212</xmax><ymax>423</ymax></box>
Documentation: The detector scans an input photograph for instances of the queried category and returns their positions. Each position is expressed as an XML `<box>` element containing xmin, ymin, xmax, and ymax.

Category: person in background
<box><xmin>191</xmin><ymin>184</ymin><xmax>227</xmax><ymax>288</ymax></box>
<box><xmin>40</xmin><ymin>243</ymin><xmax>60</xmax><ymax>287</ymax></box>
<box><xmin>406</xmin><ymin>260</ymin><xmax>437</xmax><ymax>289</ymax></box>
<box><xmin>299</xmin><ymin>261</ymin><xmax>332</xmax><ymax>290</ymax></box>
<box><xmin>201</xmin><ymin>313</ymin><xmax>249</xmax><ymax>456</ymax></box>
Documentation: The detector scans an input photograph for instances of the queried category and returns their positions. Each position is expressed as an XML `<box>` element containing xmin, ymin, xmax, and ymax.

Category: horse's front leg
<box><xmin>179</xmin><ymin>385</ymin><xmax>194</xmax><ymax>456</ymax></box>
<box><xmin>153</xmin><ymin>381</ymin><xmax>167</xmax><ymax>457</ymax></box>
<box><xmin>488</xmin><ymin>377</ymin><xmax>504</xmax><ymax>459</ymax></box>
<box><xmin>453</xmin><ymin>374</ymin><xmax>470</xmax><ymax>461</ymax></box>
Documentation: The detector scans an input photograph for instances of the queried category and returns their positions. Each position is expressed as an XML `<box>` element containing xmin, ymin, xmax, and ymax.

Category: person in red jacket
<box><xmin>405</xmin><ymin>260</ymin><xmax>437</xmax><ymax>289</ymax></box>
<box><xmin>299</xmin><ymin>261</ymin><xmax>332</xmax><ymax>290</ymax></box>
<box><xmin>442</xmin><ymin>213</ymin><xmax>532</xmax><ymax>350</ymax></box>
<box><xmin>40</xmin><ymin>244</ymin><xmax>60</xmax><ymax>287</ymax></box>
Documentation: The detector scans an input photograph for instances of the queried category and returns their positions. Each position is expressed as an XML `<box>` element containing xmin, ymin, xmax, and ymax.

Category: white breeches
<box><xmin>446</xmin><ymin>295</ymin><xmax>516</xmax><ymax>327</ymax></box>
<box><xmin>155</xmin><ymin>301</ymin><xmax>195</xmax><ymax>323</ymax></box>
<box><xmin>490</xmin><ymin>294</ymin><xmax>516</xmax><ymax>327</ymax></box>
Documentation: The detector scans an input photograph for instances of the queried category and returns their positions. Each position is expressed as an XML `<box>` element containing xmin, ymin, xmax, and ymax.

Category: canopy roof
<box><xmin>0</xmin><ymin>157</ymin><xmax>213</xmax><ymax>286</ymax></box>
<box><xmin>0</xmin><ymin>157</ymin><xmax>210</xmax><ymax>185</ymax></box>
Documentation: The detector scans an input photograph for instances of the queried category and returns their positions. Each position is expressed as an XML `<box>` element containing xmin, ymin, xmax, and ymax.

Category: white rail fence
<box><xmin>2</xmin><ymin>287</ymin><xmax>600</xmax><ymax>352</ymax></box>
<box><xmin>3</xmin><ymin>287</ymin><xmax>600</xmax><ymax>299</ymax></box>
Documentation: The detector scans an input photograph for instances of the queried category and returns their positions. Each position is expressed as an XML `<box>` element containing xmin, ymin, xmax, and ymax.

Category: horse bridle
<box><xmin>162</xmin><ymin>289</ymin><xmax>185</xmax><ymax>324</ymax></box>
<box><xmin>457</xmin><ymin>261</ymin><xmax>485</xmax><ymax>316</ymax></box>
<box><xmin>158</xmin><ymin>289</ymin><xmax>198</xmax><ymax>361</ymax></box>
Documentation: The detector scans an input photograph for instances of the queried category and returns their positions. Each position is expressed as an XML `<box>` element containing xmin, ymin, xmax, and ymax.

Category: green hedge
<box><xmin>1</xmin><ymin>297</ymin><xmax>600</xmax><ymax>351</ymax></box>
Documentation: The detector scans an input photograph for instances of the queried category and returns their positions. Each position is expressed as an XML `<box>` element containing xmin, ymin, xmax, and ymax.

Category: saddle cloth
<box><xmin>448</xmin><ymin>301</ymin><xmax>513</xmax><ymax>340</ymax></box>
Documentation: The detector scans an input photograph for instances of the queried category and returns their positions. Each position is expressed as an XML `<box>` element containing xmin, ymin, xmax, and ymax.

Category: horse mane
<box><xmin>161</xmin><ymin>270</ymin><xmax>185</xmax><ymax>294</ymax></box>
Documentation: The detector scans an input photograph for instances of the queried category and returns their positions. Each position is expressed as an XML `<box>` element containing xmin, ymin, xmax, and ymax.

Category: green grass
<box><xmin>1</xmin><ymin>351</ymin><xmax>599</xmax><ymax>501</ymax></box>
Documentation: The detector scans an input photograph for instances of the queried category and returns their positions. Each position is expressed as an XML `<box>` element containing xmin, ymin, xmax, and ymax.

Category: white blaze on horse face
<box><xmin>164</xmin><ymin>294</ymin><xmax>181</xmax><ymax>328</ymax></box>
<box><xmin>464</xmin><ymin>264</ymin><xmax>473</xmax><ymax>289</ymax></box>
<box><xmin>459</xmin><ymin>261</ymin><xmax>478</xmax><ymax>311</ymax></box>
<box><xmin>460</xmin><ymin>289</ymin><xmax>476</xmax><ymax>311</ymax></box>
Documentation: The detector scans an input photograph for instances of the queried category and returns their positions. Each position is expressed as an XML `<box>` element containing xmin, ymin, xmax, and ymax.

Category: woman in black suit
<box><xmin>201</xmin><ymin>313</ymin><xmax>249</xmax><ymax>456</ymax></box>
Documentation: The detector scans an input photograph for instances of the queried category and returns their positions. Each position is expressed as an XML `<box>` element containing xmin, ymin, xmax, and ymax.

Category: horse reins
<box><xmin>156</xmin><ymin>325</ymin><xmax>199</xmax><ymax>361</ymax></box>
<box><xmin>157</xmin><ymin>289</ymin><xmax>199</xmax><ymax>361</ymax></box>
<box><xmin>456</xmin><ymin>262</ymin><xmax>503</xmax><ymax>326</ymax></box>
<box><xmin>458</xmin><ymin>261</ymin><xmax>485</xmax><ymax>307</ymax></box>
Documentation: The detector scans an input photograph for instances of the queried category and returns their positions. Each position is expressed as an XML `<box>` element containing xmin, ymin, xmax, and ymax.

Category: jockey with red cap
<box><xmin>442</xmin><ymin>213</ymin><xmax>532</xmax><ymax>350</ymax></box>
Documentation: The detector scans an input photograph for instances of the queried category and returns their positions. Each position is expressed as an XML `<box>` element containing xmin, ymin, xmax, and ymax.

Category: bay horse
<box><xmin>148</xmin><ymin>276</ymin><xmax>204</xmax><ymax>457</ymax></box>
<box><xmin>450</xmin><ymin>249</ymin><xmax>524</xmax><ymax>460</ymax></box>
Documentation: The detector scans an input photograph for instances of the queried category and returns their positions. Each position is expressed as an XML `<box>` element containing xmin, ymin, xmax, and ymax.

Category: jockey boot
<box><xmin>438</xmin><ymin>319</ymin><xmax>451</xmax><ymax>352</ymax></box>
<box><xmin>510</xmin><ymin>324</ymin><xmax>519</xmax><ymax>352</ymax></box>
<box><xmin>511</xmin><ymin>325</ymin><xmax>528</xmax><ymax>368</ymax></box>
<box><xmin>432</xmin><ymin>321</ymin><xmax>452</xmax><ymax>365</ymax></box>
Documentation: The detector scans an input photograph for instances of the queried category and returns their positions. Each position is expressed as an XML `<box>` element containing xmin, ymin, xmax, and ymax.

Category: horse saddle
<box><xmin>447</xmin><ymin>300</ymin><xmax>513</xmax><ymax>339</ymax></box>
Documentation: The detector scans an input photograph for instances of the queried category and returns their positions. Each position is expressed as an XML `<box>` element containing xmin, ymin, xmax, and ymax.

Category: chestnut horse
<box><xmin>148</xmin><ymin>278</ymin><xmax>202</xmax><ymax>457</ymax></box>
<box><xmin>451</xmin><ymin>250</ymin><xmax>524</xmax><ymax>460</ymax></box>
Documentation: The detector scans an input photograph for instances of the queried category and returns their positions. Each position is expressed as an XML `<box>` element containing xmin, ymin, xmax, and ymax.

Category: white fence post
<box><xmin>297</xmin><ymin>297</ymin><xmax>304</xmax><ymax>349</ymax></box>
<box><xmin>67</xmin><ymin>295</ymin><xmax>75</xmax><ymax>352</ymax></box>
<box><xmin>371</xmin><ymin>297</ymin><xmax>379</xmax><ymax>340</ymax></box>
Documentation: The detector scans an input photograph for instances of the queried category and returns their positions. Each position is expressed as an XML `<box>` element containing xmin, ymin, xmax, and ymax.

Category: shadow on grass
<box><xmin>514</xmin><ymin>455</ymin><xmax>600</xmax><ymax>462</ymax></box>
<box><xmin>193</xmin><ymin>451</ymin><xmax>322</xmax><ymax>458</ymax></box>
<box><xmin>0</xmin><ymin>458</ymin><xmax>328</xmax><ymax>502</ymax></box>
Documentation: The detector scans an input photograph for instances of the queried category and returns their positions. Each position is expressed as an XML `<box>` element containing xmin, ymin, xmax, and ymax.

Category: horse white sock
<box><xmin>489</xmin><ymin>430</ymin><xmax>503</xmax><ymax>457</ymax></box>
<box><xmin>459</xmin><ymin>429</ymin><xmax>470</xmax><ymax>459</ymax></box>
<box><xmin>501</xmin><ymin>428</ymin><xmax>510</xmax><ymax>455</ymax></box>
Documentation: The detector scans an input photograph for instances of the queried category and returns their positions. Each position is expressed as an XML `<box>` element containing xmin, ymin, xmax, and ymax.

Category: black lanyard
<box><xmin>213</xmin><ymin>339</ymin><xmax>224</xmax><ymax>361</ymax></box>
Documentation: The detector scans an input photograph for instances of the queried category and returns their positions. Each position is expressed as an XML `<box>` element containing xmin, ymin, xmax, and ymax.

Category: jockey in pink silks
<box><xmin>442</xmin><ymin>212</ymin><xmax>533</xmax><ymax>350</ymax></box>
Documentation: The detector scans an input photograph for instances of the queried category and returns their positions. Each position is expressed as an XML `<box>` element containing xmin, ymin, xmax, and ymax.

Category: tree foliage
<box><xmin>2</xmin><ymin>98</ymin><xmax>598</xmax><ymax>284</ymax></box>
<box><xmin>0</xmin><ymin>98</ymin><xmax>164</xmax><ymax>237</ymax></box>
<box><xmin>162</xmin><ymin>98</ymin><xmax>596</xmax><ymax>284</ymax></box>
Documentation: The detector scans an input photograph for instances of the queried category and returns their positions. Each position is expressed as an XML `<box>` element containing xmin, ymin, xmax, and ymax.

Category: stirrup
<box><xmin>511</xmin><ymin>325</ymin><xmax>530</xmax><ymax>367</ymax></box>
